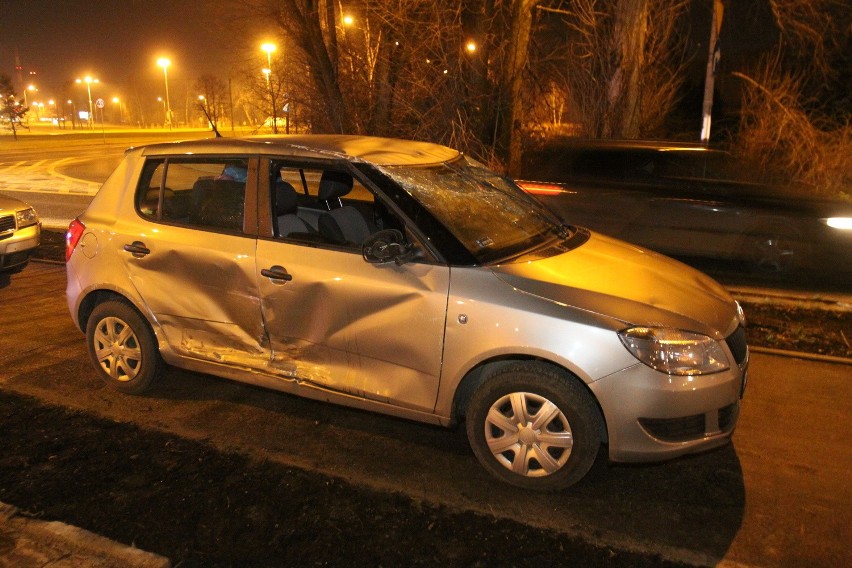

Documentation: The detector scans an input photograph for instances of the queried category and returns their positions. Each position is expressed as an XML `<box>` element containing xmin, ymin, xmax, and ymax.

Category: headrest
<box><xmin>275</xmin><ymin>180</ymin><xmax>299</xmax><ymax>215</ymax></box>
<box><xmin>318</xmin><ymin>170</ymin><xmax>354</xmax><ymax>201</ymax></box>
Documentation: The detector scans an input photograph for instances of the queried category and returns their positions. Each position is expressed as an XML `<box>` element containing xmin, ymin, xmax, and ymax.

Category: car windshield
<box><xmin>381</xmin><ymin>156</ymin><xmax>563</xmax><ymax>263</ymax></box>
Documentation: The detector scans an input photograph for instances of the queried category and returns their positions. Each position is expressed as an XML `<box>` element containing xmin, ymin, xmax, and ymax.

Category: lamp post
<box><xmin>261</xmin><ymin>43</ymin><xmax>278</xmax><ymax>134</ymax></box>
<box><xmin>112</xmin><ymin>97</ymin><xmax>123</xmax><ymax>124</ymax></box>
<box><xmin>157</xmin><ymin>97</ymin><xmax>167</xmax><ymax>127</ymax></box>
<box><xmin>157</xmin><ymin>57</ymin><xmax>172</xmax><ymax>130</ymax></box>
<box><xmin>75</xmin><ymin>76</ymin><xmax>99</xmax><ymax>128</ymax></box>
<box><xmin>67</xmin><ymin>99</ymin><xmax>77</xmax><ymax>129</ymax></box>
<box><xmin>23</xmin><ymin>85</ymin><xmax>37</xmax><ymax>124</ymax></box>
<box><xmin>23</xmin><ymin>85</ymin><xmax>36</xmax><ymax>108</ymax></box>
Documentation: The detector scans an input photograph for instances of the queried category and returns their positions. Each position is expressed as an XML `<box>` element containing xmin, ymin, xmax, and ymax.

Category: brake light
<box><xmin>516</xmin><ymin>181</ymin><xmax>564</xmax><ymax>196</ymax></box>
<box><xmin>66</xmin><ymin>218</ymin><xmax>86</xmax><ymax>261</ymax></box>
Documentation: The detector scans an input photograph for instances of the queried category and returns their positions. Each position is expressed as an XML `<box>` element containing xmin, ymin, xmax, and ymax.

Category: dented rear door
<box><xmin>122</xmin><ymin>156</ymin><xmax>269</xmax><ymax>367</ymax></box>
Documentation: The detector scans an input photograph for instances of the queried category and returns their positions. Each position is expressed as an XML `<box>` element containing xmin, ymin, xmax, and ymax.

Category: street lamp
<box><xmin>24</xmin><ymin>84</ymin><xmax>36</xmax><ymax>108</ymax></box>
<box><xmin>75</xmin><ymin>76</ymin><xmax>99</xmax><ymax>128</ymax></box>
<box><xmin>67</xmin><ymin>99</ymin><xmax>77</xmax><ymax>129</ymax></box>
<box><xmin>112</xmin><ymin>97</ymin><xmax>123</xmax><ymax>124</ymax></box>
<box><xmin>261</xmin><ymin>43</ymin><xmax>278</xmax><ymax>134</ymax></box>
<box><xmin>157</xmin><ymin>97</ymin><xmax>167</xmax><ymax>127</ymax></box>
<box><xmin>157</xmin><ymin>57</ymin><xmax>172</xmax><ymax>130</ymax></box>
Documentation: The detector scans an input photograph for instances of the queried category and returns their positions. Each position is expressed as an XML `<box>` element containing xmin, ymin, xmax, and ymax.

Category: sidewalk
<box><xmin>0</xmin><ymin>502</ymin><xmax>169</xmax><ymax>568</ymax></box>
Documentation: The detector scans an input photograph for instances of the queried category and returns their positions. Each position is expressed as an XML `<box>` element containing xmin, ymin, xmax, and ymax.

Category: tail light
<box><xmin>66</xmin><ymin>218</ymin><xmax>86</xmax><ymax>261</ymax></box>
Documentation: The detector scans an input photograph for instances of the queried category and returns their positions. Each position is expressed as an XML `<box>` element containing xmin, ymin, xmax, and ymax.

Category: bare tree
<box><xmin>533</xmin><ymin>0</ymin><xmax>689</xmax><ymax>140</ymax></box>
<box><xmin>731</xmin><ymin>0</ymin><xmax>850</xmax><ymax>198</ymax></box>
<box><xmin>195</xmin><ymin>75</ymin><xmax>229</xmax><ymax>131</ymax></box>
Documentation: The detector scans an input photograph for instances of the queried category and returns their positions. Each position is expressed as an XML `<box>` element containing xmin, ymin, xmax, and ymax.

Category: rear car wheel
<box><xmin>465</xmin><ymin>362</ymin><xmax>603</xmax><ymax>490</ymax></box>
<box><xmin>86</xmin><ymin>300</ymin><xmax>162</xmax><ymax>394</ymax></box>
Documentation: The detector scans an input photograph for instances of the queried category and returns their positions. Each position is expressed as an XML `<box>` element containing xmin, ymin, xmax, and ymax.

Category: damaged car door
<box><xmin>255</xmin><ymin>164</ymin><xmax>450</xmax><ymax>413</ymax></box>
<box><xmin>125</xmin><ymin>156</ymin><xmax>268</xmax><ymax>366</ymax></box>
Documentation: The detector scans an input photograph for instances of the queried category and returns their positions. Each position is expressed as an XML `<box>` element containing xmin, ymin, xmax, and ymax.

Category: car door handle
<box><xmin>261</xmin><ymin>265</ymin><xmax>293</xmax><ymax>282</ymax></box>
<box><xmin>123</xmin><ymin>241</ymin><xmax>150</xmax><ymax>258</ymax></box>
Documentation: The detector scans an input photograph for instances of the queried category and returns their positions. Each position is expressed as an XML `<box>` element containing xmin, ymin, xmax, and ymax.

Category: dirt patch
<box><xmin>740</xmin><ymin>301</ymin><xmax>851</xmax><ymax>358</ymax></box>
<box><xmin>0</xmin><ymin>391</ymin><xmax>684</xmax><ymax>568</ymax></box>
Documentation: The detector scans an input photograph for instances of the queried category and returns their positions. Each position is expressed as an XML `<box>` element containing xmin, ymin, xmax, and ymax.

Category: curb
<box><xmin>0</xmin><ymin>502</ymin><xmax>170</xmax><ymax>568</ymax></box>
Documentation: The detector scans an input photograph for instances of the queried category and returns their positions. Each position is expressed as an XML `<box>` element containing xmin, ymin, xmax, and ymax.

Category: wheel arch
<box><xmin>76</xmin><ymin>288</ymin><xmax>155</xmax><ymax>341</ymax></box>
<box><xmin>450</xmin><ymin>356</ymin><xmax>608</xmax><ymax>445</ymax></box>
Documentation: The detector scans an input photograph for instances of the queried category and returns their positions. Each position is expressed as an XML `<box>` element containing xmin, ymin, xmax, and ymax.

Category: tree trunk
<box><xmin>503</xmin><ymin>0</ymin><xmax>536</xmax><ymax>176</ymax></box>
<box><xmin>606</xmin><ymin>0</ymin><xmax>648</xmax><ymax>138</ymax></box>
<box><xmin>275</xmin><ymin>0</ymin><xmax>351</xmax><ymax>133</ymax></box>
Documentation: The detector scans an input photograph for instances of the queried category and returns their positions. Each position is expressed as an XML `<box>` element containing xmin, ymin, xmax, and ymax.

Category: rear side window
<box><xmin>137</xmin><ymin>158</ymin><xmax>249</xmax><ymax>233</ymax></box>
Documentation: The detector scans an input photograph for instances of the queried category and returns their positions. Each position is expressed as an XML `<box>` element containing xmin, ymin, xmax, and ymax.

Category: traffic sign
<box><xmin>95</xmin><ymin>98</ymin><xmax>105</xmax><ymax>109</ymax></box>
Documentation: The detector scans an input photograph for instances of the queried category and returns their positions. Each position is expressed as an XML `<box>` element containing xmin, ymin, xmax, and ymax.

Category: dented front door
<box><xmin>255</xmin><ymin>240</ymin><xmax>450</xmax><ymax>413</ymax></box>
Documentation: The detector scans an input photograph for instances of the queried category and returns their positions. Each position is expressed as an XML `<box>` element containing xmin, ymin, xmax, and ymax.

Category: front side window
<box><xmin>136</xmin><ymin>158</ymin><xmax>249</xmax><ymax>233</ymax></box>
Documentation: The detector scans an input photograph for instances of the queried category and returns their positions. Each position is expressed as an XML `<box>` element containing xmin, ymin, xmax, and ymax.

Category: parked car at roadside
<box><xmin>66</xmin><ymin>135</ymin><xmax>748</xmax><ymax>490</ymax></box>
<box><xmin>0</xmin><ymin>194</ymin><xmax>40</xmax><ymax>272</ymax></box>
<box><xmin>518</xmin><ymin>139</ymin><xmax>852</xmax><ymax>275</ymax></box>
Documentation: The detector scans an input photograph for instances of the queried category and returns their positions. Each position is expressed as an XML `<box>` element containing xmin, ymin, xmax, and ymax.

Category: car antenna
<box><xmin>199</xmin><ymin>103</ymin><xmax>222</xmax><ymax>138</ymax></box>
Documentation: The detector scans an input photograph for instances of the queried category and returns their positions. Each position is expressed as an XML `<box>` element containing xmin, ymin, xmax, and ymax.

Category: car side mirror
<box><xmin>362</xmin><ymin>229</ymin><xmax>415</xmax><ymax>265</ymax></box>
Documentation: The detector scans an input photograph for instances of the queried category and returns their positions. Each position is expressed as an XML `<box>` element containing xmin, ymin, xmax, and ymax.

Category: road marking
<box><xmin>0</xmin><ymin>159</ymin><xmax>101</xmax><ymax>196</ymax></box>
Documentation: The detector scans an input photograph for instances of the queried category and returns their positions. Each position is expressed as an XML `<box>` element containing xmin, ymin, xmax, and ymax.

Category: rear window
<box><xmin>136</xmin><ymin>157</ymin><xmax>249</xmax><ymax>233</ymax></box>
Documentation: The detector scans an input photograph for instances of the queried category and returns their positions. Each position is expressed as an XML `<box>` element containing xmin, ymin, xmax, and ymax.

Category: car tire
<box><xmin>465</xmin><ymin>361</ymin><xmax>603</xmax><ymax>491</ymax></box>
<box><xmin>86</xmin><ymin>300</ymin><xmax>162</xmax><ymax>395</ymax></box>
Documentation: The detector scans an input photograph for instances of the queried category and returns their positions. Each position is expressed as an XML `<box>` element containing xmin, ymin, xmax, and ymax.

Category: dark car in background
<box><xmin>518</xmin><ymin>140</ymin><xmax>852</xmax><ymax>277</ymax></box>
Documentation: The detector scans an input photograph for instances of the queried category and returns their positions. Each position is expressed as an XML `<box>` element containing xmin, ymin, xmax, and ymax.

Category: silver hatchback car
<box><xmin>66</xmin><ymin>135</ymin><xmax>748</xmax><ymax>490</ymax></box>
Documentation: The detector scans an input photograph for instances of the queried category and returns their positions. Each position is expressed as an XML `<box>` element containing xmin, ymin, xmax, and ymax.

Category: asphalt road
<box><xmin>1</xmin><ymin>262</ymin><xmax>850</xmax><ymax>567</ymax></box>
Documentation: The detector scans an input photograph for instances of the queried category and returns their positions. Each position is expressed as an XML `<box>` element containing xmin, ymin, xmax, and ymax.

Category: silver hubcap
<box><xmin>93</xmin><ymin>316</ymin><xmax>142</xmax><ymax>382</ymax></box>
<box><xmin>484</xmin><ymin>392</ymin><xmax>573</xmax><ymax>477</ymax></box>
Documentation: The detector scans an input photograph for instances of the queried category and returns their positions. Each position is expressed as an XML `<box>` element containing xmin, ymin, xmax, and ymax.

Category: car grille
<box><xmin>726</xmin><ymin>325</ymin><xmax>748</xmax><ymax>366</ymax></box>
<box><xmin>639</xmin><ymin>403</ymin><xmax>739</xmax><ymax>443</ymax></box>
<box><xmin>0</xmin><ymin>214</ymin><xmax>14</xmax><ymax>238</ymax></box>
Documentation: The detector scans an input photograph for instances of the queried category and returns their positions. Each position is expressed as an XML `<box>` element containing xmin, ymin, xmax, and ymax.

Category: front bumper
<box><xmin>589</xmin><ymin>360</ymin><xmax>746</xmax><ymax>462</ymax></box>
<box><xmin>0</xmin><ymin>223</ymin><xmax>40</xmax><ymax>270</ymax></box>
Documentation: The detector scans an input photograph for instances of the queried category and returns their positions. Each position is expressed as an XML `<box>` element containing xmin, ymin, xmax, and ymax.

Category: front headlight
<box><xmin>821</xmin><ymin>217</ymin><xmax>852</xmax><ymax>230</ymax></box>
<box><xmin>16</xmin><ymin>207</ymin><xmax>39</xmax><ymax>228</ymax></box>
<box><xmin>619</xmin><ymin>327</ymin><xmax>729</xmax><ymax>375</ymax></box>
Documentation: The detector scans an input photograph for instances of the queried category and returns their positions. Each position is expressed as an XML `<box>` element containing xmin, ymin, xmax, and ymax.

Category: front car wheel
<box><xmin>465</xmin><ymin>362</ymin><xmax>603</xmax><ymax>490</ymax></box>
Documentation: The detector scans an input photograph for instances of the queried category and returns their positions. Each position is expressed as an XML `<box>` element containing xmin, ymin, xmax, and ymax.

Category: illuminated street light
<box><xmin>261</xmin><ymin>43</ymin><xmax>278</xmax><ymax>134</ymax></box>
<box><xmin>157</xmin><ymin>57</ymin><xmax>172</xmax><ymax>129</ymax></box>
<box><xmin>67</xmin><ymin>99</ymin><xmax>77</xmax><ymax>129</ymax></box>
<box><xmin>466</xmin><ymin>41</ymin><xmax>477</xmax><ymax>54</ymax></box>
<box><xmin>112</xmin><ymin>97</ymin><xmax>123</xmax><ymax>124</ymax></box>
<box><xmin>157</xmin><ymin>97</ymin><xmax>167</xmax><ymax>126</ymax></box>
<box><xmin>343</xmin><ymin>15</ymin><xmax>354</xmax><ymax>26</ymax></box>
<box><xmin>75</xmin><ymin>76</ymin><xmax>99</xmax><ymax>128</ymax></box>
<box><xmin>24</xmin><ymin>84</ymin><xmax>36</xmax><ymax>108</ymax></box>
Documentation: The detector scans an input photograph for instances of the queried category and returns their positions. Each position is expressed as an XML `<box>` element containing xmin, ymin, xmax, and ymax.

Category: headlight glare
<box><xmin>619</xmin><ymin>327</ymin><xmax>729</xmax><ymax>375</ymax></box>
<box><xmin>16</xmin><ymin>207</ymin><xmax>39</xmax><ymax>228</ymax></box>
<box><xmin>822</xmin><ymin>217</ymin><xmax>852</xmax><ymax>230</ymax></box>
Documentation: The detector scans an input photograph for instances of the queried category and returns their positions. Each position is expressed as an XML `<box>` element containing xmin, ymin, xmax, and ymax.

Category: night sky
<box><xmin>0</xmin><ymin>0</ymin><xmax>245</xmax><ymax>97</ymax></box>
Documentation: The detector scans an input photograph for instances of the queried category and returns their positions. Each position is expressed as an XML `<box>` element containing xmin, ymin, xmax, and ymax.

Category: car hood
<box><xmin>0</xmin><ymin>194</ymin><xmax>30</xmax><ymax>214</ymax></box>
<box><xmin>491</xmin><ymin>232</ymin><xmax>737</xmax><ymax>338</ymax></box>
